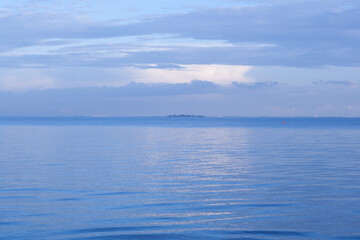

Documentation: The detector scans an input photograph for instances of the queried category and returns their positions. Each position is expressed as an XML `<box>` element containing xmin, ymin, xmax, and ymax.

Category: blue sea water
<box><xmin>0</xmin><ymin>117</ymin><xmax>359</xmax><ymax>240</ymax></box>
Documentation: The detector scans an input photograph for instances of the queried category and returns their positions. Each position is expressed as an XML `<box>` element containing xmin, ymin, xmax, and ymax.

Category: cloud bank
<box><xmin>1</xmin><ymin>79</ymin><xmax>359</xmax><ymax>117</ymax></box>
<box><xmin>1</xmin><ymin>0</ymin><xmax>359</xmax><ymax>116</ymax></box>
<box><xmin>0</xmin><ymin>0</ymin><xmax>359</xmax><ymax>69</ymax></box>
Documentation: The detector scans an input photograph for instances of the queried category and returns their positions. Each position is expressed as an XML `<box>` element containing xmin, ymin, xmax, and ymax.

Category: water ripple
<box><xmin>66</xmin><ymin>225</ymin><xmax>163</xmax><ymax>234</ymax></box>
<box><xmin>88</xmin><ymin>191</ymin><xmax>140</xmax><ymax>196</ymax></box>
<box><xmin>226</xmin><ymin>230</ymin><xmax>310</xmax><ymax>237</ymax></box>
<box><xmin>0</xmin><ymin>122</ymin><xmax>359</xmax><ymax>239</ymax></box>
<box><xmin>68</xmin><ymin>233</ymin><xmax>194</xmax><ymax>240</ymax></box>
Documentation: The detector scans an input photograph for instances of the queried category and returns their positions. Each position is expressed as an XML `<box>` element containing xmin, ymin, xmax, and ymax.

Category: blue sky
<box><xmin>0</xmin><ymin>0</ymin><xmax>359</xmax><ymax>116</ymax></box>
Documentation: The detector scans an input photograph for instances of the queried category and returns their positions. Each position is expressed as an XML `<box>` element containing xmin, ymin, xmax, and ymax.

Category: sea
<box><xmin>0</xmin><ymin>117</ymin><xmax>359</xmax><ymax>240</ymax></box>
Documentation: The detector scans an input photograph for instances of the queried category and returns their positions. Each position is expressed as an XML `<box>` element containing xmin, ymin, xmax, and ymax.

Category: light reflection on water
<box><xmin>0</xmin><ymin>122</ymin><xmax>360</xmax><ymax>239</ymax></box>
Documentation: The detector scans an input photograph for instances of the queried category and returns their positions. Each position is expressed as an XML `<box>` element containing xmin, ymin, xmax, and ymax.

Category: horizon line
<box><xmin>0</xmin><ymin>116</ymin><xmax>360</xmax><ymax>118</ymax></box>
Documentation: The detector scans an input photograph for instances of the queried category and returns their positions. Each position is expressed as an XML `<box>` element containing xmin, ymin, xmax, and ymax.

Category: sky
<box><xmin>0</xmin><ymin>0</ymin><xmax>359</xmax><ymax>116</ymax></box>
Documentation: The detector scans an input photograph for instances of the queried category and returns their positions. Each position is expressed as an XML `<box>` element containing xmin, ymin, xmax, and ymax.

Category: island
<box><xmin>167</xmin><ymin>114</ymin><xmax>205</xmax><ymax>118</ymax></box>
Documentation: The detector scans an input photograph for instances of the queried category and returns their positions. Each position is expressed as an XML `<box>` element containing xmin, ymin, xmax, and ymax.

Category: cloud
<box><xmin>0</xmin><ymin>64</ymin><xmax>253</xmax><ymax>91</ymax></box>
<box><xmin>232</xmin><ymin>81</ymin><xmax>278</xmax><ymax>89</ymax></box>
<box><xmin>126</xmin><ymin>64</ymin><xmax>253</xmax><ymax>84</ymax></box>
<box><xmin>0</xmin><ymin>69</ymin><xmax>57</xmax><ymax>91</ymax></box>
<box><xmin>1</xmin><ymin>0</ymin><xmax>359</xmax><ymax>68</ymax></box>
<box><xmin>112</xmin><ymin>80</ymin><xmax>221</xmax><ymax>96</ymax></box>
<box><xmin>0</xmin><ymin>79</ymin><xmax>277</xmax><ymax>96</ymax></box>
<box><xmin>312</xmin><ymin>80</ymin><xmax>359</xmax><ymax>87</ymax></box>
<box><xmin>114</xmin><ymin>80</ymin><xmax>275</xmax><ymax>96</ymax></box>
<box><xmin>1</xmin><ymin>78</ymin><xmax>359</xmax><ymax>117</ymax></box>
<box><xmin>1</xmin><ymin>0</ymin><xmax>360</xmax><ymax>117</ymax></box>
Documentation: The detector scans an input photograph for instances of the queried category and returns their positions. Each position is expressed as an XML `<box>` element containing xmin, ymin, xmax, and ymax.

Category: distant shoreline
<box><xmin>0</xmin><ymin>116</ymin><xmax>360</xmax><ymax>119</ymax></box>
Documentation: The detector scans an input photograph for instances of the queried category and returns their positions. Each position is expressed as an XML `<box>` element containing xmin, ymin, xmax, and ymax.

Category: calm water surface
<box><xmin>0</xmin><ymin>117</ymin><xmax>359</xmax><ymax>239</ymax></box>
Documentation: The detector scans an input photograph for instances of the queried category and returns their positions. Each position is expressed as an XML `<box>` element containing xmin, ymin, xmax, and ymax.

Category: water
<box><xmin>0</xmin><ymin>117</ymin><xmax>359</xmax><ymax>240</ymax></box>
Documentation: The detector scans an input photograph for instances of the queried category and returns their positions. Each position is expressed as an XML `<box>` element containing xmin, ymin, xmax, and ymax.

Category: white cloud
<box><xmin>110</xmin><ymin>64</ymin><xmax>253</xmax><ymax>85</ymax></box>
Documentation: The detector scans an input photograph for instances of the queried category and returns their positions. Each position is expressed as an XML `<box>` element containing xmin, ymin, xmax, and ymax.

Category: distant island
<box><xmin>167</xmin><ymin>114</ymin><xmax>205</xmax><ymax>118</ymax></box>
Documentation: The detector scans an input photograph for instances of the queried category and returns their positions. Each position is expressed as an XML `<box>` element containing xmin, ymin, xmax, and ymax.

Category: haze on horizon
<box><xmin>0</xmin><ymin>0</ymin><xmax>360</xmax><ymax>117</ymax></box>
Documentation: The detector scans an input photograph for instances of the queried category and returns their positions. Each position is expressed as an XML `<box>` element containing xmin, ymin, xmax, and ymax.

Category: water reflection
<box><xmin>140</xmin><ymin>127</ymin><xmax>251</xmax><ymax>179</ymax></box>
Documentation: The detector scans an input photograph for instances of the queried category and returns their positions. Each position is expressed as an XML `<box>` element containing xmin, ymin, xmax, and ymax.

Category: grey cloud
<box><xmin>117</xmin><ymin>80</ymin><xmax>220</xmax><ymax>96</ymax></box>
<box><xmin>1</xmin><ymin>0</ymin><xmax>360</xmax><ymax>67</ymax></box>
<box><xmin>121</xmin><ymin>45</ymin><xmax>360</xmax><ymax>67</ymax></box>
<box><xmin>232</xmin><ymin>81</ymin><xmax>278</xmax><ymax>89</ymax></box>
<box><xmin>0</xmin><ymin>13</ymin><xmax>70</xmax><ymax>50</ymax></box>
<box><xmin>312</xmin><ymin>80</ymin><xmax>359</xmax><ymax>87</ymax></box>
<box><xmin>1</xmin><ymin>79</ymin><xmax>359</xmax><ymax>117</ymax></box>
<box><xmin>0</xmin><ymin>80</ymin><xmax>277</xmax><ymax>96</ymax></box>
<box><xmin>112</xmin><ymin>1</ymin><xmax>360</xmax><ymax>46</ymax></box>
<box><xmin>3</xmin><ymin>43</ymin><xmax>359</xmax><ymax>69</ymax></box>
